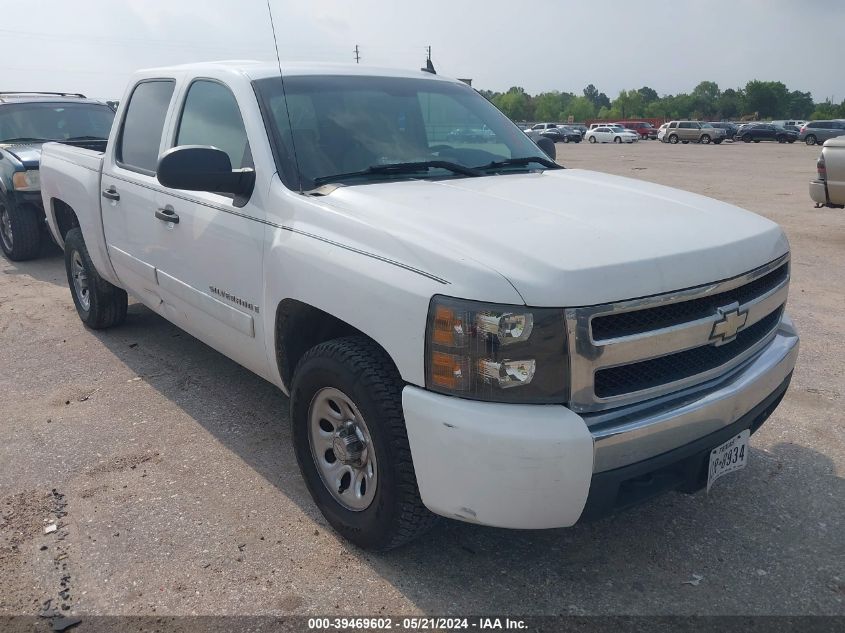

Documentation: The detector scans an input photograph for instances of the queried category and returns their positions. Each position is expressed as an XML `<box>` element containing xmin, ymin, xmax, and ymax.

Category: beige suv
<box><xmin>663</xmin><ymin>121</ymin><xmax>726</xmax><ymax>145</ymax></box>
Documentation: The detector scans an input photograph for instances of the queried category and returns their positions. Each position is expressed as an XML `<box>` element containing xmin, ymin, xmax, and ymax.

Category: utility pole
<box><xmin>426</xmin><ymin>46</ymin><xmax>431</xmax><ymax>62</ymax></box>
<box><xmin>354</xmin><ymin>45</ymin><xmax>360</xmax><ymax>64</ymax></box>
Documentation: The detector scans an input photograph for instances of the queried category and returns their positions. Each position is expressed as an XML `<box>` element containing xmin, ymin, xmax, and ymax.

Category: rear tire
<box><xmin>614</xmin><ymin>136</ymin><xmax>622</xmax><ymax>144</ymax></box>
<box><xmin>805</xmin><ymin>135</ymin><xmax>817</xmax><ymax>146</ymax></box>
<box><xmin>743</xmin><ymin>134</ymin><xmax>752</xmax><ymax>143</ymax></box>
<box><xmin>668</xmin><ymin>134</ymin><xmax>679</xmax><ymax>144</ymax></box>
<box><xmin>290</xmin><ymin>336</ymin><xmax>437</xmax><ymax>551</ymax></box>
<box><xmin>0</xmin><ymin>197</ymin><xmax>41</xmax><ymax>261</ymax></box>
<box><xmin>63</xmin><ymin>228</ymin><xmax>127</xmax><ymax>329</ymax></box>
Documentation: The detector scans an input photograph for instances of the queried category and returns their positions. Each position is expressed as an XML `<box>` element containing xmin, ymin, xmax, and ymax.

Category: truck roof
<box><xmin>0</xmin><ymin>92</ymin><xmax>105</xmax><ymax>105</ymax></box>
<box><xmin>133</xmin><ymin>60</ymin><xmax>462</xmax><ymax>84</ymax></box>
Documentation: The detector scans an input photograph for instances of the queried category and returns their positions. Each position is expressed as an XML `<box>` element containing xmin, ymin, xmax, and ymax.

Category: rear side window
<box><xmin>117</xmin><ymin>80</ymin><xmax>175</xmax><ymax>174</ymax></box>
<box><xmin>176</xmin><ymin>80</ymin><xmax>251</xmax><ymax>169</ymax></box>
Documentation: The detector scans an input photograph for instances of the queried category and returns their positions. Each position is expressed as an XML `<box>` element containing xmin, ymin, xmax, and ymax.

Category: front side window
<box><xmin>254</xmin><ymin>75</ymin><xmax>551</xmax><ymax>190</ymax></box>
<box><xmin>117</xmin><ymin>80</ymin><xmax>175</xmax><ymax>173</ymax></box>
<box><xmin>176</xmin><ymin>80</ymin><xmax>251</xmax><ymax>169</ymax></box>
<box><xmin>0</xmin><ymin>102</ymin><xmax>114</xmax><ymax>143</ymax></box>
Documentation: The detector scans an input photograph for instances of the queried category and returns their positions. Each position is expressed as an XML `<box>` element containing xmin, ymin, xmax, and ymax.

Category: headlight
<box><xmin>12</xmin><ymin>170</ymin><xmax>40</xmax><ymax>191</ymax></box>
<box><xmin>425</xmin><ymin>295</ymin><xmax>569</xmax><ymax>404</ymax></box>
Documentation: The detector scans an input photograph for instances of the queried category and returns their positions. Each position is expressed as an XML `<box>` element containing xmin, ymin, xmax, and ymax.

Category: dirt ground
<box><xmin>1</xmin><ymin>140</ymin><xmax>843</xmax><ymax>619</ymax></box>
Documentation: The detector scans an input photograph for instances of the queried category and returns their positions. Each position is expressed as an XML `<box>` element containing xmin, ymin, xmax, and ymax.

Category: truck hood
<box><xmin>323</xmin><ymin>169</ymin><xmax>789</xmax><ymax>306</ymax></box>
<box><xmin>0</xmin><ymin>143</ymin><xmax>42</xmax><ymax>168</ymax></box>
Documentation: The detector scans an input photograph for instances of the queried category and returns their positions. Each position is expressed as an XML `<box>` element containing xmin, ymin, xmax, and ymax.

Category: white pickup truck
<box><xmin>40</xmin><ymin>61</ymin><xmax>798</xmax><ymax>550</ymax></box>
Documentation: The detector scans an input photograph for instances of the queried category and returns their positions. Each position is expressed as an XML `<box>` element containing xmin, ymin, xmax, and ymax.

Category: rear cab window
<box><xmin>116</xmin><ymin>79</ymin><xmax>176</xmax><ymax>175</ymax></box>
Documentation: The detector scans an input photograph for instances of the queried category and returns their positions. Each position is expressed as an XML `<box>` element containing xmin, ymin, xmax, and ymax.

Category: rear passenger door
<box><xmin>102</xmin><ymin>79</ymin><xmax>176</xmax><ymax>307</ymax></box>
<box><xmin>152</xmin><ymin>79</ymin><xmax>268</xmax><ymax>375</ymax></box>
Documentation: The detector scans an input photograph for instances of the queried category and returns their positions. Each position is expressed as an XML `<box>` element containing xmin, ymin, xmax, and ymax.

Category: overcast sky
<box><xmin>2</xmin><ymin>0</ymin><xmax>842</xmax><ymax>102</ymax></box>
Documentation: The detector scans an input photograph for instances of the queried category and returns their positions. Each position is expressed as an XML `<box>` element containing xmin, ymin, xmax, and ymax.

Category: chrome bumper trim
<box><xmin>588</xmin><ymin>315</ymin><xmax>798</xmax><ymax>473</ymax></box>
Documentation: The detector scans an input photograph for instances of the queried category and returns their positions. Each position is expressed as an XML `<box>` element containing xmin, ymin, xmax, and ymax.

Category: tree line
<box><xmin>478</xmin><ymin>81</ymin><xmax>845</xmax><ymax>123</ymax></box>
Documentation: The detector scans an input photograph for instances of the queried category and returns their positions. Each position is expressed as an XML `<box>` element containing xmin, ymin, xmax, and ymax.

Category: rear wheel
<box><xmin>0</xmin><ymin>196</ymin><xmax>41</xmax><ymax>261</ymax></box>
<box><xmin>805</xmin><ymin>135</ymin><xmax>817</xmax><ymax>146</ymax></box>
<box><xmin>777</xmin><ymin>135</ymin><xmax>785</xmax><ymax>143</ymax></box>
<box><xmin>64</xmin><ymin>228</ymin><xmax>127</xmax><ymax>329</ymax></box>
<box><xmin>668</xmin><ymin>134</ymin><xmax>679</xmax><ymax>144</ymax></box>
<box><xmin>614</xmin><ymin>136</ymin><xmax>622</xmax><ymax>144</ymax></box>
<box><xmin>743</xmin><ymin>134</ymin><xmax>752</xmax><ymax>143</ymax></box>
<box><xmin>291</xmin><ymin>336</ymin><xmax>436</xmax><ymax>550</ymax></box>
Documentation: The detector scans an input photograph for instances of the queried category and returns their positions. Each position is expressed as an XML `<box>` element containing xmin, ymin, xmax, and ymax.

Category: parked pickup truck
<box><xmin>810</xmin><ymin>137</ymin><xmax>845</xmax><ymax>208</ymax></box>
<box><xmin>0</xmin><ymin>92</ymin><xmax>114</xmax><ymax>260</ymax></box>
<box><xmin>40</xmin><ymin>61</ymin><xmax>799</xmax><ymax>550</ymax></box>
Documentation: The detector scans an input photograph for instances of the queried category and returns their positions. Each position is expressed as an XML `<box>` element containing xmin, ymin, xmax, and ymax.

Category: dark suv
<box><xmin>0</xmin><ymin>92</ymin><xmax>114</xmax><ymax>260</ymax></box>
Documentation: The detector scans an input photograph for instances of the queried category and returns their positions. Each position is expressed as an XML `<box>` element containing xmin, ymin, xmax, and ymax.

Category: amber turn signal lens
<box><xmin>432</xmin><ymin>306</ymin><xmax>463</xmax><ymax>347</ymax></box>
<box><xmin>430</xmin><ymin>351</ymin><xmax>468</xmax><ymax>390</ymax></box>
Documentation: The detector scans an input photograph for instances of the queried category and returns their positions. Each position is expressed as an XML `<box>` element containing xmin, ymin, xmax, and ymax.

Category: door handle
<box><xmin>155</xmin><ymin>206</ymin><xmax>180</xmax><ymax>224</ymax></box>
<box><xmin>102</xmin><ymin>187</ymin><xmax>120</xmax><ymax>201</ymax></box>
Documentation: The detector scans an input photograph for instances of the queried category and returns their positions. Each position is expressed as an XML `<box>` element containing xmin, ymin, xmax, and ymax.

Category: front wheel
<box><xmin>0</xmin><ymin>197</ymin><xmax>41</xmax><ymax>261</ymax></box>
<box><xmin>614</xmin><ymin>136</ymin><xmax>622</xmax><ymax>144</ymax></box>
<box><xmin>562</xmin><ymin>136</ymin><xmax>569</xmax><ymax>143</ymax></box>
<box><xmin>64</xmin><ymin>228</ymin><xmax>127</xmax><ymax>329</ymax></box>
<box><xmin>290</xmin><ymin>336</ymin><xmax>436</xmax><ymax>551</ymax></box>
<box><xmin>700</xmin><ymin>135</ymin><xmax>711</xmax><ymax>144</ymax></box>
<box><xmin>777</xmin><ymin>136</ymin><xmax>785</xmax><ymax>143</ymax></box>
<box><xmin>589</xmin><ymin>136</ymin><xmax>597</xmax><ymax>143</ymax></box>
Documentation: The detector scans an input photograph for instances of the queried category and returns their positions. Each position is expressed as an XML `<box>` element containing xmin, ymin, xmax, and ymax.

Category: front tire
<box><xmin>589</xmin><ymin>136</ymin><xmax>597</xmax><ymax>143</ymax></box>
<box><xmin>700</xmin><ymin>135</ymin><xmax>711</xmax><ymax>144</ymax></box>
<box><xmin>290</xmin><ymin>336</ymin><xmax>436</xmax><ymax>551</ymax></box>
<box><xmin>614</xmin><ymin>136</ymin><xmax>622</xmax><ymax>144</ymax></box>
<box><xmin>0</xmin><ymin>197</ymin><xmax>41</xmax><ymax>261</ymax></box>
<box><xmin>63</xmin><ymin>228</ymin><xmax>127</xmax><ymax>329</ymax></box>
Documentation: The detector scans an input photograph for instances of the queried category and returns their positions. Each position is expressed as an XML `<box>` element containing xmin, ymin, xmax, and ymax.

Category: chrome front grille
<box><xmin>565</xmin><ymin>254</ymin><xmax>790</xmax><ymax>413</ymax></box>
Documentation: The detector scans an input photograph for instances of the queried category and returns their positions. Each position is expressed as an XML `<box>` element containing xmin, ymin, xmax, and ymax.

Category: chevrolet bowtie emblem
<box><xmin>710</xmin><ymin>303</ymin><xmax>748</xmax><ymax>345</ymax></box>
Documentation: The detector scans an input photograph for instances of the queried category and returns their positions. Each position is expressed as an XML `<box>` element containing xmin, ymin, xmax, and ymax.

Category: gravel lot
<box><xmin>1</xmin><ymin>140</ymin><xmax>843</xmax><ymax>618</ymax></box>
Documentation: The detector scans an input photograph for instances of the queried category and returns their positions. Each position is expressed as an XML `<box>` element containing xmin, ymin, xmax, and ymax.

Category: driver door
<box><xmin>151</xmin><ymin>79</ymin><xmax>269</xmax><ymax>377</ymax></box>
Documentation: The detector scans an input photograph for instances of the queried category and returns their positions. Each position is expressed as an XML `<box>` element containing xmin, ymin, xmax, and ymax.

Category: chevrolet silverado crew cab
<box><xmin>0</xmin><ymin>92</ymin><xmax>114</xmax><ymax>260</ymax></box>
<box><xmin>40</xmin><ymin>62</ymin><xmax>798</xmax><ymax>550</ymax></box>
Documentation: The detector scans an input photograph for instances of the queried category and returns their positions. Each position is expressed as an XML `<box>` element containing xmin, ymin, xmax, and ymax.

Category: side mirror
<box><xmin>536</xmin><ymin>136</ymin><xmax>556</xmax><ymax>160</ymax></box>
<box><xmin>157</xmin><ymin>146</ymin><xmax>255</xmax><ymax>207</ymax></box>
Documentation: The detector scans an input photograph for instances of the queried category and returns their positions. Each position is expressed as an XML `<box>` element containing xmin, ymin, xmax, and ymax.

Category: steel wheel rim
<box><xmin>308</xmin><ymin>386</ymin><xmax>377</xmax><ymax>511</ymax></box>
<box><xmin>0</xmin><ymin>206</ymin><xmax>12</xmax><ymax>251</ymax></box>
<box><xmin>71</xmin><ymin>251</ymin><xmax>91</xmax><ymax>311</ymax></box>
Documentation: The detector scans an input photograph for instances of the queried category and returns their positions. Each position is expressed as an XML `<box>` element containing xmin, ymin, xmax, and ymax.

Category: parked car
<box><xmin>799</xmin><ymin>120</ymin><xmax>845</xmax><ymax>146</ymax></box>
<box><xmin>0</xmin><ymin>92</ymin><xmax>114</xmax><ymax>260</ymax></box>
<box><xmin>771</xmin><ymin>120</ymin><xmax>806</xmax><ymax>129</ymax></box>
<box><xmin>738</xmin><ymin>123</ymin><xmax>798</xmax><ymax>143</ymax></box>
<box><xmin>708</xmin><ymin>122</ymin><xmax>739</xmax><ymax>140</ymax></box>
<box><xmin>585</xmin><ymin>125</ymin><xmax>638</xmax><ymax>144</ymax></box>
<box><xmin>41</xmin><ymin>61</ymin><xmax>798</xmax><ymax>551</ymax></box>
<box><xmin>809</xmin><ymin>137</ymin><xmax>845</xmax><ymax>208</ymax></box>
<box><xmin>619</xmin><ymin>121</ymin><xmax>658</xmax><ymax>140</ymax></box>
<box><xmin>527</xmin><ymin>122</ymin><xmax>560</xmax><ymax>133</ymax></box>
<box><xmin>657</xmin><ymin>122</ymin><xmax>669</xmax><ymax>142</ymax></box>
<box><xmin>568</xmin><ymin>124</ymin><xmax>588</xmax><ymax>138</ymax></box>
<box><xmin>663</xmin><ymin>121</ymin><xmax>726</xmax><ymax>145</ymax></box>
<box><xmin>541</xmin><ymin>126</ymin><xmax>581</xmax><ymax>143</ymax></box>
<box><xmin>447</xmin><ymin>126</ymin><xmax>495</xmax><ymax>143</ymax></box>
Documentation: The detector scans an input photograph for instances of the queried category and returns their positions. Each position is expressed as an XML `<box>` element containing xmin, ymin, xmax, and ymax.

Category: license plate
<box><xmin>707</xmin><ymin>430</ymin><xmax>750</xmax><ymax>492</ymax></box>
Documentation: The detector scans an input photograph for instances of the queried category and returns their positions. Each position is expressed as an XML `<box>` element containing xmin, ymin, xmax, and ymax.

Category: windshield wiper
<box><xmin>476</xmin><ymin>156</ymin><xmax>561</xmax><ymax>171</ymax></box>
<box><xmin>311</xmin><ymin>160</ymin><xmax>482</xmax><ymax>188</ymax></box>
<box><xmin>64</xmin><ymin>135</ymin><xmax>107</xmax><ymax>142</ymax></box>
<box><xmin>0</xmin><ymin>137</ymin><xmax>54</xmax><ymax>144</ymax></box>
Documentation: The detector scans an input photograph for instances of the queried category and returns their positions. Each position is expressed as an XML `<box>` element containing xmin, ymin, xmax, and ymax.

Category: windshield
<box><xmin>0</xmin><ymin>102</ymin><xmax>114</xmax><ymax>143</ymax></box>
<box><xmin>254</xmin><ymin>75</ymin><xmax>551</xmax><ymax>189</ymax></box>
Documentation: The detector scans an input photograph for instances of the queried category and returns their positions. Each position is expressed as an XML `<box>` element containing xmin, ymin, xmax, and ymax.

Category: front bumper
<box><xmin>402</xmin><ymin>317</ymin><xmax>798</xmax><ymax>529</ymax></box>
